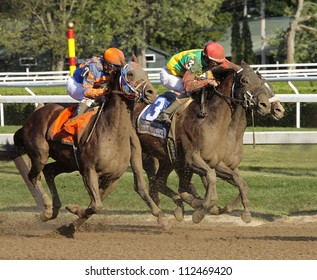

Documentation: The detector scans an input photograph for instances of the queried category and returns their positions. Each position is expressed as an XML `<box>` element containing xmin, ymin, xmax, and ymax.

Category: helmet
<box><xmin>103</xmin><ymin>48</ymin><xmax>125</xmax><ymax>66</ymax></box>
<box><xmin>203</xmin><ymin>42</ymin><xmax>225</xmax><ymax>63</ymax></box>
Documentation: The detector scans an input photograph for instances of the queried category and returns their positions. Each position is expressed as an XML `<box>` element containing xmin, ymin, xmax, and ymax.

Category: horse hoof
<box><xmin>191</xmin><ymin>198</ymin><xmax>203</xmax><ymax>208</ymax></box>
<box><xmin>241</xmin><ymin>211</ymin><xmax>252</xmax><ymax>223</ymax></box>
<box><xmin>66</xmin><ymin>204</ymin><xmax>79</xmax><ymax>215</ymax></box>
<box><xmin>210</xmin><ymin>206</ymin><xmax>220</xmax><ymax>215</ymax></box>
<box><xmin>157</xmin><ymin>213</ymin><xmax>168</xmax><ymax>226</ymax></box>
<box><xmin>39</xmin><ymin>211</ymin><xmax>52</xmax><ymax>222</ymax></box>
<box><xmin>192</xmin><ymin>208</ymin><xmax>205</xmax><ymax>224</ymax></box>
<box><xmin>174</xmin><ymin>206</ymin><xmax>184</xmax><ymax>222</ymax></box>
<box><xmin>224</xmin><ymin>205</ymin><xmax>234</xmax><ymax>214</ymax></box>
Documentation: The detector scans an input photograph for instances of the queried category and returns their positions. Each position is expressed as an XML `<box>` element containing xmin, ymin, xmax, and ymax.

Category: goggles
<box><xmin>103</xmin><ymin>60</ymin><xmax>121</xmax><ymax>71</ymax></box>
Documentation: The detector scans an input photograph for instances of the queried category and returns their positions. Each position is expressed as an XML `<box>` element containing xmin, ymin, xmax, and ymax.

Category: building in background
<box><xmin>219</xmin><ymin>16</ymin><xmax>290</xmax><ymax>64</ymax></box>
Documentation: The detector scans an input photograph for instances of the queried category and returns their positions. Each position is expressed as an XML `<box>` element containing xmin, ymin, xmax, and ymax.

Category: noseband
<box><xmin>119</xmin><ymin>63</ymin><xmax>149</xmax><ymax>101</ymax></box>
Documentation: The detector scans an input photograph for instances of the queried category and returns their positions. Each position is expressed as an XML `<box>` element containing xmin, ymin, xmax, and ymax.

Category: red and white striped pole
<box><xmin>67</xmin><ymin>22</ymin><xmax>76</xmax><ymax>76</ymax></box>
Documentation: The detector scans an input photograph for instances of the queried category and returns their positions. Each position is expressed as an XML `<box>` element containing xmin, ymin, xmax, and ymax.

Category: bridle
<box><xmin>116</xmin><ymin>62</ymin><xmax>149</xmax><ymax>101</ymax></box>
<box><xmin>219</xmin><ymin>68</ymin><xmax>278</xmax><ymax>109</ymax></box>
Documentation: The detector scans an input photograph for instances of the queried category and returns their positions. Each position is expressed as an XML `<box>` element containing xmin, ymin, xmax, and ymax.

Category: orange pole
<box><xmin>67</xmin><ymin>22</ymin><xmax>76</xmax><ymax>76</ymax></box>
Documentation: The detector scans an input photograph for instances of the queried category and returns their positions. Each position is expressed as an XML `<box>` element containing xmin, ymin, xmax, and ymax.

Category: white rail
<box><xmin>0</xmin><ymin>94</ymin><xmax>316</xmax><ymax>104</ymax></box>
<box><xmin>0</xmin><ymin>63</ymin><xmax>316</xmax><ymax>129</ymax></box>
<box><xmin>0</xmin><ymin>63</ymin><xmax>317</xmax><ymax>86</ymax></box>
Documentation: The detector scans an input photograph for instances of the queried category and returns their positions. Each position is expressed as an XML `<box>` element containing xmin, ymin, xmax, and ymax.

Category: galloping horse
<box><xmin>134</xmin><ymin>62</ymin><xmax>284</xmax><ymax>224</ymax></box>
<box><xmin>0</xmin><ymin>56</ymin><xmax>162</xmax><ymax>232</ymax></box>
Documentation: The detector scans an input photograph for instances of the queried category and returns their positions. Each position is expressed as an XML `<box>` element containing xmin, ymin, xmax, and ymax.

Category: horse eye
<box><xmin>126</xmin><ymin>71</ymin><xmax>134</xmax><ymax>82</ymax></box>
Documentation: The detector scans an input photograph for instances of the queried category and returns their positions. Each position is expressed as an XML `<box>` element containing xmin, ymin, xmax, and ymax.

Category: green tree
<box><xmin>0</xmin><ymin>0</ymin><xmax>80</xmax><ymax>71</ymax></box>
<box><xmin>286</xmin><ymin>0</ymin><xmax>317</xmax><ymax>64</ymax></box>
<box><xmin>0</xmin><ymin>0</ymin><xmax>228</xmax><ymax>70</ymax></box>
<box><xmin>242</xmin><ymin>17</ymin><xmax>255</xmax><ymax>63</ymax></box>
<box><xmin>114</xmin><ymin>0</ymin><xmax>225</xmax><ymax>66</ymax></box>
<box><xmin>231</xmin><ymin>12</ymin><xmax>242</xmax><ymax>63</ymax></box>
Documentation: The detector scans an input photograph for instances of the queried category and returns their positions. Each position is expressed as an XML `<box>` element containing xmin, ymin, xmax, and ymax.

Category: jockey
<box><xmin>157</xmin><ymin>42</ymin><xmax>232</xmax><ymax>125</ymax></box>
<box><xmin>66</xmin><ymin>47</ymin><xmax>125</xmax><ymax>116</ymax></box>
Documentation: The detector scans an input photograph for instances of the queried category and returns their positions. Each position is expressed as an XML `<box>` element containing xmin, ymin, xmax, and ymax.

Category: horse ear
<box><xmin>240</xmin><ymin>75</ymin><xmax>250</xmax><ymax>85</ymax></box>
<box><xmin>120</xmin><ymin>56</ymin><xmax>127</xmax><ymax>67</ymax></box>
<box><xmin>131</xmin><ymin>54</ymin><xmax>138</xmax><ymax>63</ymax></box>
<box><xmin>241</xmin><ymin>60</ymin><xmax>247</xmax><ymax>67</ymax></box>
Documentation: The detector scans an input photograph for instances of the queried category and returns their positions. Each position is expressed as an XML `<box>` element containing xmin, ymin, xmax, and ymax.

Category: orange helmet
<box><xmin>203</xmin><ymin>42</ymin><xmax>225</xmax><ymax>63</ymax></box>
<box><xmin>103</xmin><ymin>48</ymin><xmax>125</xmax><ymax>66</ymax></box>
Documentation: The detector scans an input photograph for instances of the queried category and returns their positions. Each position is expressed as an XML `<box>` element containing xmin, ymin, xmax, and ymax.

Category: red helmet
<box><xmin>203</xmin><ymin>42</ymin><xmax>225</xmax><ymax>63</ymax></box>
<box><xmin>103</xmin><ymin>48</ymin><xmax>125</xmax><ymax>66</ymax></box>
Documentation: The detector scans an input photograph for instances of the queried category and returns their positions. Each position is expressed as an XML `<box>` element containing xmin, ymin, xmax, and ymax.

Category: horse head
<box><xmin>232</xmin><ymin>61</ymin><xmax>272</xmax><ymax>116</ymax></box>
<box><xmin>117</xmin><ymin>55</ymin><xmax>157</xmax><ymax>103</ymax></box>
<box><xmin>255</xmin><ymin>71</ymin><xmax>285</xmax><ymax>120</ymax></box>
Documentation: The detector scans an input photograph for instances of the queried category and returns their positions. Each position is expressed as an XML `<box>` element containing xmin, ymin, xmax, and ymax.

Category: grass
<box><xmin>0</xmin><ymin>145</ymin><xmax>316</xmax><ymax>219</ymax></box>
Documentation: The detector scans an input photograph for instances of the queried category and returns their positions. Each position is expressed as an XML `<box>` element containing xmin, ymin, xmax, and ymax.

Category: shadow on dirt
<box><xmin>247</xmin><ymin>235</ymin><xmax>317</xmax><ymax>242</ymax></box>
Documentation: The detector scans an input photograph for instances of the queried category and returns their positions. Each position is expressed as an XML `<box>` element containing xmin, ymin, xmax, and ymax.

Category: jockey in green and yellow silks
<box><xmin>157</xmin><ymin>42</ymin><xmax>232</xmax><ymax>124</ymax></box>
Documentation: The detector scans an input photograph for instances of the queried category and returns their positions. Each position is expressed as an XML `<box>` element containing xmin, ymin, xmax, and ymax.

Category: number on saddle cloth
<box><xmin>137</xmin><ymin>91</ymin><xmax>177</xmax><ymax>139</ymax></box>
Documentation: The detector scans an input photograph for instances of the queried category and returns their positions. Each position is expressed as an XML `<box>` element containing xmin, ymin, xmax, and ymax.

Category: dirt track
<box><xmin>1</xmin><ymin>209</ymin><xmax>317</xmax><ymax>260</ymax></box>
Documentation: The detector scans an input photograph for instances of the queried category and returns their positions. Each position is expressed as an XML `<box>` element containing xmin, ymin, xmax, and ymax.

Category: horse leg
<box><xmin>66</xmin><ymin>168</ymin><xmax>103</xmax><ymax>219</ymax></box>
<box><xmin>142</xmin><ymin>155</ymin><xmax>161</xmax><ymax>207</ymax></box>
<box><xmin>177</xmin><ymin>170</ymin><xmax>203</xmax><ymax>209</ymax></box>
<box><xmin>70</xmin><ymin>179</ymin><xmax>119</xmax><ymax>231</ymax></box>
<box><xmin>155</xmin><ymin>164</ymin><xmax>185</xmax><ymax>222</ymax></box>
<box><xmin>198</xmin><ymin>175</ymin><xmax>223</xmax><ymax>215</ymax></box>
<box><xmin>215</xmin><ymin>164</ymin><xmax>251</xmax><ymax>223</ymax></box>
<box><xmin>188</xmin><ymin>153</ymin><xmax>218</xmax><ymax>223</ymax></box>
<box><xmin>130</xmin><ymin>129</ymin><xmax>164</xmax><ymax>223</ymax></box>
<box><xmin>42</xmin><ymin>162</ymin><xmax>76</xmax><ymax>220</ymax></box>
<box><xmin>27</xmin><ymin>152</ymin><xmax>54</xmax><ymax>222</ymax></box>
<box><xmin>143</xmin><ymin>156</ymin><xmax>184</xmax><ymax>222</ymax></box>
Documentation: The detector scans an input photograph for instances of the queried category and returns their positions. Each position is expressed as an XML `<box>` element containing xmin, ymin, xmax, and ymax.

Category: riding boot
<box><xmin>156</xmin><ymin>97</ymin><xmax>189</xmax><ymax>125</ymax></box>
<box><xmin>74</xmin><ymin>98</ymin><xmax>93</xmax><ymax>117</ymax></box>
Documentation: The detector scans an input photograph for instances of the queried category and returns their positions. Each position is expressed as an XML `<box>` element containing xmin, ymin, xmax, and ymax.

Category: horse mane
<box><xmin>212</xmin><ymin>67</ymin><xmax>235</xmax><ymax>83</ymax></box>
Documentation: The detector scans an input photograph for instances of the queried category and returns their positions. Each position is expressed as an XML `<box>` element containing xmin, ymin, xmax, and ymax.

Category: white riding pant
<box><xmin>66</xmin><ymin>77</ymin><xmax>85</xmax><ymax>101</ymax></box>
<box><xmin>160</xmin><ymin>67</ymin><xmax>185</xmax><ymax>94</ymax></box>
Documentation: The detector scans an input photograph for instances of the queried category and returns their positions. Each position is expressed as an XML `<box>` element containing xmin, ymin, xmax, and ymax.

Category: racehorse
<box><xmin>0</xmin><ymin>56</ymin><xmax>163</xmax><ymax>233</ymax></box>
<box><xmin>134</xmin><ymin>61</ymin><xmax>284</xmax><ymax>224</ymax></box>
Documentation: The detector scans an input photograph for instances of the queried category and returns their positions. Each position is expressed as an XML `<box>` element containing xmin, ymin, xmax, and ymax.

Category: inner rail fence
<box><xmin>0</xmin><ymin>63</ymin><xmax>317</xmax><ymax>144</ymax></box>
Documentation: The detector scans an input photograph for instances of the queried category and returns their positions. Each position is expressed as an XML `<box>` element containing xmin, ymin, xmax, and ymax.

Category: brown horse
<box><xmin>134</xmin><ymin>62</ymin><xmax>284</xmax><ymax>224</ymax></box>
<box><xmin>0</xmin><ymin>57</ymin><xmax>163</xmax><ymax>232</ymax></box>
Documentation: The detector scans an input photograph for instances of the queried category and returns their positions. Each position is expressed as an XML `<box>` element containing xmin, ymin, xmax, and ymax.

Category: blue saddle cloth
<box><xmin>137</xmin><ymin>91</ymin><xmax>177</xmax><ymax>139</ymax></box>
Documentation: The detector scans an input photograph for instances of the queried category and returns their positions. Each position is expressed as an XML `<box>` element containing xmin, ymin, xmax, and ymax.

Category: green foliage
<box><xmin>268</xmin><ymin>0</ymin><xmax>317</xmax><ymax>63</ymax></box>
<box><xmin>231</xmin><ymin>12</ymin><xmax>242</xmax><ymax>63</ymax></box>
<box><xmin>143</xmin><ymin>0</ymin><xmax>225</xmax><ymax>53</ymax></box>
<box><xmin>231</xmin><ymin>12</ymin><xmax>255</xmax><ymax>64</ymax></box>
<box><xmin>242</xmin><ymin>18</ymin><xmax>255</xmax><ymax>64</ymax></box>
<box><xmin>0</xmin><ymin>0</ymin><xmax>226</xmax><ymax>70</ymax></box>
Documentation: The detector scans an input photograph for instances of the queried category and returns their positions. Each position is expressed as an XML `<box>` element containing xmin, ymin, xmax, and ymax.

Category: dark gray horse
<box><xmin>134</xmin><ymin>62</ymin><xmax>284</xmax><ymax>224</ymax></box>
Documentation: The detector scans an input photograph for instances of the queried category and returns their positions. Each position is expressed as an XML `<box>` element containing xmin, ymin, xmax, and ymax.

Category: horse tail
<box><xmin>13</xmin><ymin>128</ymin><xmax>24</xmax><ymax>149</ymax></box>
<box><xmin>0</xmin><ymin>128</ymin><xmax>26</xmax><ymax>161</ymax></box>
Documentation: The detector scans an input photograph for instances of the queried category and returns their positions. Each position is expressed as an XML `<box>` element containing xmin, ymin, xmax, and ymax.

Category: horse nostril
<box><xmin>259</xmin><ymin>102</ymin><xmax>268</xmax><ymax>108</ymax></box>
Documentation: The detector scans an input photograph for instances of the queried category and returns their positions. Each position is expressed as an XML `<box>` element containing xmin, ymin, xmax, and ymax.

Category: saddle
<box><xmin>137</xmin><ymin>92</ymin><xmax>193</xmax><ymax>163</ymax></box>
<box><xmin>47</xmin><ymin>104</ymin><xmax>98</xmax><ymax>145</ymax></box>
